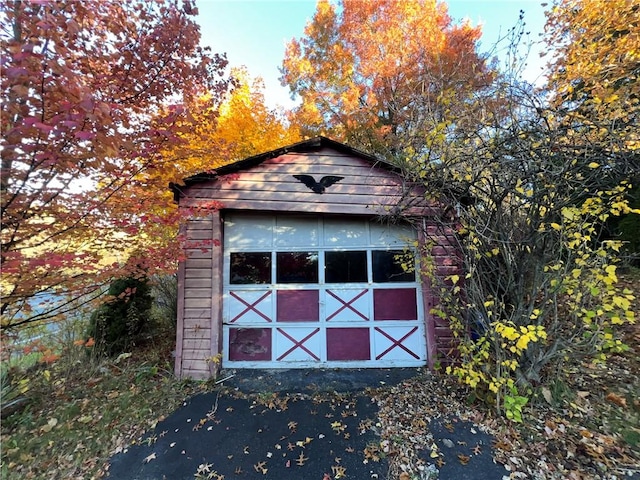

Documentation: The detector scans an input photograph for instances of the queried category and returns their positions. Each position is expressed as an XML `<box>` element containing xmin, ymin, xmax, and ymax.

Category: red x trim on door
<box><xmin>326</xmin><ymin>289</ymin><xmax>369</xmax><ymax>321</ymax></box>
<box><xmin>229</xmin><ymin>291</ymin><xmax>272</xmax><ymax>323</ymax></box>
<box><xmin>374</xmin><ymin>327</ymin><xmax>420</xmax><ymax>360</ymax></box>
<box><xmin>276</xmin><ymin>328</ymin><xmax>320</xmax><ymax>361</ymax></box>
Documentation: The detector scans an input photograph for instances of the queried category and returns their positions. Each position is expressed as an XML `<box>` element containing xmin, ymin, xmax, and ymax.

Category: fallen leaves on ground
<box><xmin>370</xmin><ymin>272</ymin><xmax>640</xmax><ymax>480</ymax></box>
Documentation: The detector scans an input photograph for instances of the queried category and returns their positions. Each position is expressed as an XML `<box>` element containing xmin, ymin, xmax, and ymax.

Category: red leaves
<box><xmin>22</xmin><ymin>340</ymin><xmax>60</xmax><ymax>364</ymax></box>
<box><xmin>4</xmin><ymin>66</ymin><xmax>29</xmax><ymax>78</ymax></box>
<box><xmin>117</xmin><ymin>287</ymin><xmax>138</xmax><ymax>300</ymax></box>
<box><xmin>74</xmin><ymin>131</ymin><xmax>95</xmax><ymax>140</ymax></box>
<box><xmin>1</xmin><ymin>0</ymin><xmax>233</xmax><ymax>330</ymax></box>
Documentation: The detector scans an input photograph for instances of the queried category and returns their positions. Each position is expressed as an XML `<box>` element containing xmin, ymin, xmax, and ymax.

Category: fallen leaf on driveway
<box><xmin>143</xmin><ymin>453</ymin><xmax>156</xmax><ymax>463</ymax></box>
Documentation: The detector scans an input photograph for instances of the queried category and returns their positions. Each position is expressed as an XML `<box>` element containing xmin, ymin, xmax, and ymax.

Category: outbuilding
<box><xmin>170</xmin><ymin>137</ymin><xmax>457</xmax><ymax>379</ymax></box>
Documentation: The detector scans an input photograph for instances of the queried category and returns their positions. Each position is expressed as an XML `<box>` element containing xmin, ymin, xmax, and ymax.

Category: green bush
<box><xmin>87</xmin><ymin>275</ymin><xmax>153</xmax><ymax>356</ymax></box>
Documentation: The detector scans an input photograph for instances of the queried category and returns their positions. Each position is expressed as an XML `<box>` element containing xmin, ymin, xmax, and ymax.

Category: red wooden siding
<box><xmin>175</xmin><ymin>213</ymin><xmax>223</xmax><ymax>380</ymax></box>
<box><xmin>178</xmin><ymin>148</ymin><xmax>428</xmax><ymax>216</ymax></box>
<box><xmin>424</xmin><ymin>224</ymin><xmax>461</xmax><ymax>365</ymax></box>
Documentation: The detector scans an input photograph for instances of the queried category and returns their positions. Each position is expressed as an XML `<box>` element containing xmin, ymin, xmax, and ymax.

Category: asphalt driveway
<box><xmin>107</xmin><ymin>369</ymin><xmax>508</xmax><ymax>479</ymax></box>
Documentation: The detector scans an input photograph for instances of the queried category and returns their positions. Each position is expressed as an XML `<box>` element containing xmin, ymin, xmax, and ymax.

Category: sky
<box><xmin>195</xmin><ymin>0</ymin><xmax>549</xmax><ymax>109</ymax></box>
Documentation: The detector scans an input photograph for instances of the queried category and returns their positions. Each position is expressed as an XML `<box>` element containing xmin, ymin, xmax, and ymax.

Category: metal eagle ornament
<box><xmin>292</xmin><ymin>175</ymin><xmax>344</xmax><ymax>194</ymax></box>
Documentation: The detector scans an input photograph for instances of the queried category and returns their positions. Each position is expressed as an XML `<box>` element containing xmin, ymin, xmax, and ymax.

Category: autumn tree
<box><xmin>280</xmin><ymin>0</ymin><xmax>497</xmax><ymax>158</ymax></box>
<box><xmin>145</xmin><ymin>66</ymin><xmax>301</xmax><ymax>227</ymax></box>
<box><xmin>403</xmin><ymin>4</ymin><xmax>640</xmax><ymax>416</ymax></box>
<box><xmin>214</xmin><ymin>68</ymin><xmax>301</xmax><ymax>161</ymax></box>
<box><xmin>1</xmin><ymin>0</ymin><xmax>230</xmax><ymax>330</ymax></box>
<box><xmin>163</xmin><ymin>66</ymin><xmax>301</xmax><ymax>172</ymax></box>
<box><xmin>545</xmin><ymin>0</ymin><xmax>638</xmax><ymax>148</ymax></box>
<box><xmin>544</xmin><ymin>0</ymin><xmax>640</xmax><ymax>259</ymax></box>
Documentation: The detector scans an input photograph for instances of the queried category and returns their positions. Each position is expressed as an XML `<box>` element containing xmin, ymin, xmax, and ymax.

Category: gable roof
<box><xmin>169</xmin><ymin>136</ymin><xmax>397</xmax><ymax>202</ymax></box>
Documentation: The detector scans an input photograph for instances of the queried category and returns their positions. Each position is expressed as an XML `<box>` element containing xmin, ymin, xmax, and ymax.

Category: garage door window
<box><xmin>372</xmin><ymin>250</ymin><xmax>416</xmax><ymax>283</ymax></box>
<box><xmin>325</xmin><ymin>250</ymin><xmax>367</xmax><ymax>283</ymax></box>
<box><xmin>276</xmin><ymin>252</ymin><xmax>319</xmax><ymax>283</ymax></box>
<box><xmin>230</xmin><ymin>252</ymin><xmax>271</xmax><ymax>284</ymax></box>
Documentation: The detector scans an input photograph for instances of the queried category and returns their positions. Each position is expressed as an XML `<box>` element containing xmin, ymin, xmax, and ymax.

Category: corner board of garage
<box><xmin>170</xmin><ymin>136</ymin><xmax>457</xmax><ymax>380</ymax></box>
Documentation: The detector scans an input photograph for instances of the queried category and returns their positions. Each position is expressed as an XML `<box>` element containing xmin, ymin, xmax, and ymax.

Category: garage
<box><xmin>171</xmin><ymin>137</ymin><xmax>457</xmax><ymax>379</ymax></box>
<box><xmin>223</xmin><ymin>213</ymin><xmax>426</xmax><ymax>367</ymax></box>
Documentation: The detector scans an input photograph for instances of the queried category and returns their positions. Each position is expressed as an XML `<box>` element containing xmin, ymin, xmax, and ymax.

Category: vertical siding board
<box><xmin>418</xmin><ymin>221</ymin><xmax>438</xmax><ymax>370</ymax></box>
<box><xmin>428</xmin><ymin>224</ymin><xmax>461</xmax><ymax>365</ymax></box>
<box><xmin>209</xmin><ymin>210</ymin><xmax>223</xmax><ymax>377</ymax></box>
<box><xmin>177</xmin><ymin>214</ymin><xmax>214</xmax><ymax>378</ymax></box>
<box><xmin>174</xmin><ymin>248</ymin><xmax>186</xmax><ymax>377</ymax></box>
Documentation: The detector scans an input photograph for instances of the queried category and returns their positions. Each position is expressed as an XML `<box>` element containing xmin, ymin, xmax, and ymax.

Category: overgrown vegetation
<box><xmin>381</xmin><ymin>1</ymin><xmax>639</xmax><ymax>421</ymax></box>
<box><xmin>416</xmin><ymin>91</ymin><xmax>639</xmax><ymax>417</ymax></box>
<box><xmin>0</xmin><ymin>274</ymin><xmax>189</xmax><ymax>479</ymax></box>
<box><xmin>0</xmin><ymin>335</ymin><xmax>207</xmax><ymax>479</ymax></box>
<box><xmin>87</xmin><ymin>275</ymin><xmax>154</xmax><ymax>356</ymax></box>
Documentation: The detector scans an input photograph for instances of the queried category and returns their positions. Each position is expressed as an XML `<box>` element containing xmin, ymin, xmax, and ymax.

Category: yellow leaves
<box><xmin>501</xmin><ymin>360</ymin><xmax>518</xmax><ymax>371</ymax></box>
<box><xmin>495</xmin><ymin>324</ymin><xmax>518</xmax><ymax>341</ymax></box>
<box><xmin>331</xmin><ymin>421</ymin><xmax>346</xmax><ymax>434</ymax></box>
<box><xmin>40</xmin><ymin>418</ymin><xmax>58</xmax><ymax>433</ymax></box>
<box><xmin>561</xmin><ymin>206</ymin><xmax>578</xmax><ymax>221</ymax></box>
<box><xmin>602</xmin><ymin>240</ymin><xmax>622</xmax><ymax>252</ymax></box>
<box><xmin>587</xmin><ymin>162</ymin><xmax>600</xmax><ymax>168</ymax></box>
<box><xmin>612</xmin><ymin>295</ymin><xmax>630</xmax><ymax>310</ymax></box>
<box><xmin>515</xmin><ymin>335</ymin><xmax>531</xmax><ymax>352</ymax></box>
<box><xmin>605</xmin><ymin>264</ymin><xmax>618</xmax><ymax>283</ymax></box>
<box><xmin>550</xmin><ymin>222</ymin><xmax>561</xmax><ymax>231</ymax></box>
<box><xmin>494</xmin><ymin>322</ymin><xmax>546</xmax><ymax>353</ymax></box>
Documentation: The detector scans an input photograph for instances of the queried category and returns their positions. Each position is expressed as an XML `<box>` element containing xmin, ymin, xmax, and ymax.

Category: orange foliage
<box><xmin>129</xmin><ymin>67</ymin><xmax>301</xmax><ymax>269</ymax></box>
<box><xmin>281</xmin><ymin>0</ymin><xmax>496</xmax><ymax>156</ymax></box>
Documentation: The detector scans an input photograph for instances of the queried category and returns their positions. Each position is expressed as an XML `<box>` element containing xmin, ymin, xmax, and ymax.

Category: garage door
<box><xmin>222</xmin><ymin>213</ymin><xmax>426</xmax><ymax>368</ymax></box>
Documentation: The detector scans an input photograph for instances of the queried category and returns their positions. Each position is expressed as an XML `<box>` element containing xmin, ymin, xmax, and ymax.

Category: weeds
<box><xmin>0</xmin><ymin>333</ymin><xmax>206</xmax><ymax>479</ymax></box>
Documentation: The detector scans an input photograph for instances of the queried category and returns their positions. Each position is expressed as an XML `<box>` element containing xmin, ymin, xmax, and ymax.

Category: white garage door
<box><xmin>222</xmin><ymin>213</ymin><xmax>427</xmax><ymax>368</ymax></box>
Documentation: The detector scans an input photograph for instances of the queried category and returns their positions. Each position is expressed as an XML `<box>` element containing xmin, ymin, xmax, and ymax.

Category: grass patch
<box><xmin>0</xmin><ymin>333</ymin><xmax>210</xmax><ymax>479</ymax></box>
